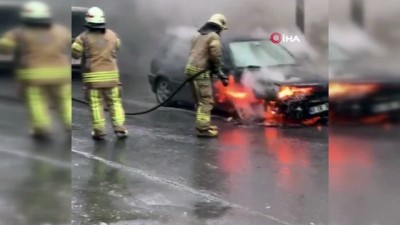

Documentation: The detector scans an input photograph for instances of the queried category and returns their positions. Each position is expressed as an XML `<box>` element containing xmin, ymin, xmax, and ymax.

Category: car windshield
<box><xmin>329</xmin><ymin>44</ymin><xmax>351</xmax><ymax>62</ymax></box>
<box><xmin>229</xmin><ymin>41</ymin><xmax>295</xmax><ymax>67</ymax></box>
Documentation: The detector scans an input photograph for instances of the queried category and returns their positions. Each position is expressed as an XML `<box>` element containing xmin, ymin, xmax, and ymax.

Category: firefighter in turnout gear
<box><xmin>71</xmin><ymin>7</ymin><xmax>128</xmax><ymax>140</ymax></box>
<box><xmin>0</xmin><ymin>1</ymin><xmax>71</xmax><ymax>139</ymax></box>
<box><xmin>185</xmin><ymin>13</ymin><xmax>229</xmax><ymax>137</ymax></box>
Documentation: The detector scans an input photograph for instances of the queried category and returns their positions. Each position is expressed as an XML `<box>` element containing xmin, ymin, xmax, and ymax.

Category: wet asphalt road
<box><xmin>71</xmin><ymin>78</ymin><xmax>329</xmax><ymax>225</ymax></box>
<box><xmin>330</xmin><ymin>126</ymin><xmax>400</xmax><ymax>225</ymax></box>
<box><xmin>0</xmin><ymin>76</ymin><xmax>398</xmax><ymax>225</ymax></box>
<box><xmin>0</xmin><ymin>77</ymin><xmax>70</xmax><ymax>225</ymax></box>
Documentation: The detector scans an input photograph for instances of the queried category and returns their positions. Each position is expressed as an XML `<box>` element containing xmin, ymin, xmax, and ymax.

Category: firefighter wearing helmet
<box><xmin>0</xmin><ymin>1</ymin><xmax>71</xmax><ymax>139</ymax></box>
<box><xmin>72</xmin><ymin>7</ymin><xmax>128</xmax><ymax>140</ymax></box>
<box><xmin>184</xmin><ymin>13</ymin><xmax>229</xmax><ymax>137</ymax></box>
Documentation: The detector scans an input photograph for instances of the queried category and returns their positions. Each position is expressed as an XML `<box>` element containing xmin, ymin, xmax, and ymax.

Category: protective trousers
<box><xmin>188</xmin><ymin>71</ymin><xmax>214</xmax><ymax>130</ymax></box>
<box><xmin>22</xmin><ymin>84</ymin><xmax>71</xmax><ymax>132</ymax></box>
<box><xmin>85</xmin><ymin>87</ymin><xmax>125</xmax><ymax>132</ymax></box>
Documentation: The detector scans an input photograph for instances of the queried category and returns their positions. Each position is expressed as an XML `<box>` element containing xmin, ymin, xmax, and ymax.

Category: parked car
<box><xmin>0</xmin><ymin>1</ymin><xmax>21</xmax><ymax>69</ymax></box>
<box><xmin>329</xmin><ymin>43</ymin><xmax>400</xmax><ymax>123</ymax></box>
<box><xmin>71</xmin><ymin>6</ymin><xmax>88</xmax><ymax>71</ymax></box>
<box><xmin>148</xmin><ymin>27</ymin><xmax>328</xmax><ymax>124</ymax></box>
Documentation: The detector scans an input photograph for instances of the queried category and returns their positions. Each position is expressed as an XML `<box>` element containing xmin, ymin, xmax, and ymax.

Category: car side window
<box><xmin>0</xmin><ymin>7</ymin><xmax>20</xmax><ymax>35</ymax></box>
<box><xmin>72</xmin><ymin>12</ymin><xmax>86</xmax><ymax>39</ymax></box>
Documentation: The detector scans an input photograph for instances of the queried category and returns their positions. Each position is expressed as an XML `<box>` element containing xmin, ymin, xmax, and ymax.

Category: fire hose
<box><xmin>72</xmin><ymin>69</ymin><xmax>211</xmax><ymax>115</ymax></box>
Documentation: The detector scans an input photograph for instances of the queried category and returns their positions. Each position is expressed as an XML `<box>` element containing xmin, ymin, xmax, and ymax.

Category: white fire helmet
<box><xmin>208</xmin><ymin>13</ymin><xmax>228</xmax><ymax>30</ymax></box>
<box><xmin>85</xmin><ymin>7</ymin><xmax>106</xmax><ymax>24</ymax></box>
<box><xmin>21</xmin><ymin>1</ymin><xmax>51</xmax><ymax>20</ymax></box>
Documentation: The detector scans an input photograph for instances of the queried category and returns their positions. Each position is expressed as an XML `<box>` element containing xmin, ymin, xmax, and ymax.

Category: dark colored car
<box><xmin>148</xmin><ymin>27</ymin><xmax>328</xmax><ymax>123</ymax></box>
<box><xmin>329</xmin><ymin>43</ymin><xmax>400</xmax><ymax>123</ymax></box>
<box><xmin>269</xmin><ymin>82</ymin><xmax>329</xmax><ymax>125</ymax></box>
<box><xmin>71</xmin><ymin>6</ymin><xmax>88</xmax><ymax>71</ymax></box>
<box><xmin>0</xmin><ymin>1</ymin><xmax>21</xmax><ymax>69</ymax></box>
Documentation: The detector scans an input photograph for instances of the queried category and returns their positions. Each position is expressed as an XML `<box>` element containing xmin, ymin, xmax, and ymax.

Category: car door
<box><xmin>0</xmin><ymin>4</ymin><xmax>20</xmax><ymax>64</ymax></box>
<box><xmin>71</xmin><ymin>8</ymin><xmax>86</xmax><ymax>68</ymax></box>
<box><xmin>159</xmin><ymin>36</ymin><xmax>195</xmax><ymax>104</ymax></box>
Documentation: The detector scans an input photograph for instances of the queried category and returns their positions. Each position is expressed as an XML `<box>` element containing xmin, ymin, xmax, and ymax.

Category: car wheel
<box><xmin>156</xmin><ymin>78</ymin><xmax>174</xmax><ymax>106</ymax></box>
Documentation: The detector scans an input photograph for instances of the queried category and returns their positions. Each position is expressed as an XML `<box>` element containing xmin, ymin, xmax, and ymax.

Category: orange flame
<box><xmin>278</xmin><ymin>86</ymin><xmax>314</xmax><ymax>100</ymax></box>
<box><xmin>214</xmin><ymin>75</ymin><xmax>261</xmax><ymax>104</ymax></box>
<box><xmin>329</xmin><ymin>82</ymin><xmax>394</xmax><ymax>125</ymax></box>
<box><xmin>302</xmin><ymin>117</ymin><xmax>321</xmax><ymax>126</ymax></box>
<box><xmin>329</xmin><ymin>82</ymin><xmax>379</xmax><ymax>98</ymax></box>
<box><xmin>214</xmin><ymin>76</ymin><xmax>323</xmax><ymax>125</ymax></box>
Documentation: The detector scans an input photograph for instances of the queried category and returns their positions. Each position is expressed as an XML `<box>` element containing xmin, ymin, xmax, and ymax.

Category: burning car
<box><xmin>267</xmin><ymin>83</ymin><xmax>328</xmax><ymax>126</ymax></box>
<box><xmin>148</xmin><ymin>27</ymin><xmax>328</xmax><ymax>125</ymax></box>
<box><xmin>329</xmin><ymin>25</ymin><xmax>400</xmax><ymax>124</ymax></box>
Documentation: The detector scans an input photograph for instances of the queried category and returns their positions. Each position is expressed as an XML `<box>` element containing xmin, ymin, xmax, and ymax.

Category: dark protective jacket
<box><xmin>72</xmin><ymin>29</ymin><xmax>121</xmax><ymax>88</ymax></box>
<box><xmin>0</xmin><ymin>24</ymin><xmax>71</xmax><ymax>85</ymax></box>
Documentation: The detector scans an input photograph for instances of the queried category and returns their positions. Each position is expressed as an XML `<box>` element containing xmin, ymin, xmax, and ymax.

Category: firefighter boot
<box><xmin>30</xmin><ymin>128</ymin><xmax>51</xmax><ymax>140</ymax></box>
<box><xmin>92</xmin><ymin>129</ymin><xmax>106</xmax><ymax>141</ymax></box>
<box><xmin>197</xmin><ymin>127</ymin><xmax>219</xmax><ymax>138</ymax></box>
<box><xmin>114</xmin><ymin>126</ymin><xmax>128</xmax><ymax>139</ymax></box>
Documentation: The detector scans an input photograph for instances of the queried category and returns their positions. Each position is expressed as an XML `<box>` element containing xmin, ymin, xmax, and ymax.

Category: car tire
<box><xmin>155</xmin><ymin>78</ymin><xmax>175</xmax><ymax>106</ymax></box>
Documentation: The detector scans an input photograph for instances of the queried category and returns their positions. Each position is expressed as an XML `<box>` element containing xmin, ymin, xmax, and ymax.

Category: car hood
<box><xmin>241</xmin><ymin>64</ymin><xmax>328</xmax><ymax>85</ymax></box>
<box><xmin>330</xmin><ymin>57</ymin><xmax>400</xmax><ymax>83</ymax></box>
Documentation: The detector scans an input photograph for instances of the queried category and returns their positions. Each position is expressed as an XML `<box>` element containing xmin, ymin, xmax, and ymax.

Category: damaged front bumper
<box><xmin>268</xmin><ymin>83</ymin><xmax>329</xmax><ymax>125</ymax></box>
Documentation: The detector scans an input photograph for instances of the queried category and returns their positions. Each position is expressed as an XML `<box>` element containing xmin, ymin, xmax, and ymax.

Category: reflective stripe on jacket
<box><xmin>82</xmin><ymin>71</ymin><xmax>119</xmax><ymax>83</ymax></box>
<box><xmin>17</xmin><ymin>67</ymin><xmax>71</xmax><ymax>81</ymax></box>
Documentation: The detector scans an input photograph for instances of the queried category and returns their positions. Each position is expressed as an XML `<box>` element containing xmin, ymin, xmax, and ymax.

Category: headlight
<box><xmin>329</xmin><ymin>82</ymin><xmax>380</xmax><ymax>98</ymax></box>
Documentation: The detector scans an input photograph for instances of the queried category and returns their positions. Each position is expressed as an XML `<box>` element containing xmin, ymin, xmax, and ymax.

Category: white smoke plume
<box><xmin>330</xmin><ymin>23</ymin><xmax>386</xmax><ymax>57</ymax></box>
<box><xmin>241</xmin><ymin>67</ymin><xmax>303</xmax><ymax>100</ymax></box>
<box><xmin>71</xmin><ymin>0</ymin><xmax>328</xmax><ymax>74</ymax></box>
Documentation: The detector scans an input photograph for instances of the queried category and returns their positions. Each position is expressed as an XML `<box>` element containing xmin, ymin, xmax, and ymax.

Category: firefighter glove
<box><xmin>218</xmin><ymin>70</ymin><xmax>229</xmax><ymax>87</ymax></box>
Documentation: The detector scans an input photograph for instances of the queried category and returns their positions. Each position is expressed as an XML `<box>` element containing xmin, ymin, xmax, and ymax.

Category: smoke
<box><xmin>329</xmin><ymin>0</ymin><xmax>400</xmax><ymax>82</ymax></box>
<box><xmin>250</xmin><ymin>27</ymin><xmax>321</xmax><ymax>61</ymax></box>
<box><xmin>241</xmin><ymin>67</ymin><xmax>305</xmax><ymax>101</ymax></box>
<box><xmin>330</xmin><ymin>0</ymin><xmax>400</xmax><ymax>54</ymax></box>
<box><xmin>163</xmin><ymin>26</ymin><xmax>196</xmax><ymax>62</ymax></box>
<box><xmin>330</xmin><ymin>23</ymin><xmax>386</xmax><ymax>57</ymax></box>
<box><xmin>71</xmin><ymin>0</ymin><xmax>328</xmax><ymax>82</ymax></box>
